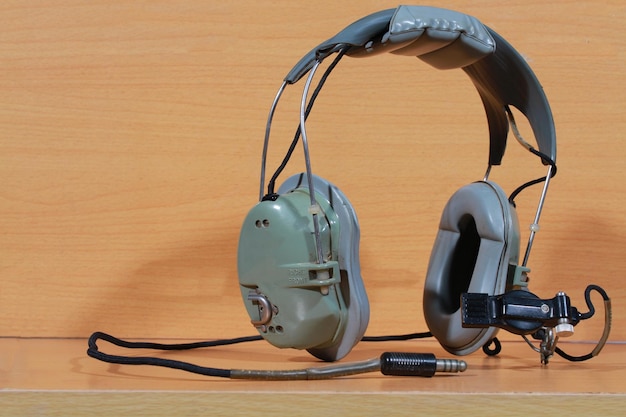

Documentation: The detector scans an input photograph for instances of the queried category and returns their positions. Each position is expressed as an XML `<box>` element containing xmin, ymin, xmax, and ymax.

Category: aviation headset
<box><xmin>88</xmin><ymin>5</ymin><xmax>611</xmax><ymax>378</ymax></box>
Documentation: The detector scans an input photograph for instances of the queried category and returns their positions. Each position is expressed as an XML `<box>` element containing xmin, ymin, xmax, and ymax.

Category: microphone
<box><xmin>461</xmin><ymin>284</ymin><xmax>611</xmax><ymax>364</ymax></box>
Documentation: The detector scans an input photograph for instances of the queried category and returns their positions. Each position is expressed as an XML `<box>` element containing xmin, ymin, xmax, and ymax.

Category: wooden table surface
<box><xmin>1</xmin><ymin>337</ymin><xmax>625</xmax><ymax>416</ymax></box>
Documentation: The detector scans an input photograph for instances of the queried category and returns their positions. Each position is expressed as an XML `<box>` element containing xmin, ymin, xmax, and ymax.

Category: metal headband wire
<box><xmin>260</xmin><ymin>48</ymin><xmax>348</xmax><ymax>199</ymax></box>
<box><xmin>259</xmin><ymin>81</ymin><xmax>288</xmax><ymax>201</ymax></box>
<box><xmin>299</xmin><ymin>60</ymin><xmax>325</xmax><ymax>264</ymax></box>
<box><xmin>504</xmin><ymin>106</ymin><xmax>558</xmax><ymax>267</ymax></box>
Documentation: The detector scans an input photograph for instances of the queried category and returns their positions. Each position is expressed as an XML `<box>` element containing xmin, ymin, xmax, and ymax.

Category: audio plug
<box><xmin>379</xmin><ymin>352</ymin><xmax>467</xmax><ymax>377</ymax></box>
<box><xmin>230</xmin><ymin>352</ymin><xmax>467</xmax><ymax>380</ymax></box>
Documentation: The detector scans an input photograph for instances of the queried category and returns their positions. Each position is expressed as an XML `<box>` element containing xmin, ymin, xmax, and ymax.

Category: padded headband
<box><xmin>284</xmin><ymin>5</ymin><xmax>556</xmax><ymax>166</ymax></box>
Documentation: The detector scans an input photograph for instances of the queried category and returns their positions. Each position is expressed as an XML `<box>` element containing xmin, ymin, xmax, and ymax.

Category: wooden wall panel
<box><xmin>1</xmin><ymin>0</ymin><xmax>624</xmax><ymax>347</ymax></box>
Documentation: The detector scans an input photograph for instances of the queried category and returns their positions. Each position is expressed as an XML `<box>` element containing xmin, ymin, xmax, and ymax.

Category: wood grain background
<box><xmin>1</xmin><ymin>0</ymin><xmax>624</xmax><ymax>347</ymax></box>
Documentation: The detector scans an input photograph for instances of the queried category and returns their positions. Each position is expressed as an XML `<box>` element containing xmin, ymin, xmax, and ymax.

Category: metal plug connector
<box><xmin>380</xmin><ymin>352</ymin><xmax>467</xmax><ymax>377</ymax></box>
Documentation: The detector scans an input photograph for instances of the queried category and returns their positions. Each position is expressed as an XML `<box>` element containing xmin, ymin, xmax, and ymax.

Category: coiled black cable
<box><xmin>554</xmin><ymin>284</ymin><xmax>612</xmax><ymax>362</ymax></box>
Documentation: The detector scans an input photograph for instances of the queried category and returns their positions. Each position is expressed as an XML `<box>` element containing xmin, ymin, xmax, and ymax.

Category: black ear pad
<box><xmin>237</xmin><ymin>173</ymin><xmax>369</xmax><ymax>361</ymax></box>
<box><xmin>423</xmin><ymin>181</ymin><xmax>521</xmax><ymax>355</ymax></box>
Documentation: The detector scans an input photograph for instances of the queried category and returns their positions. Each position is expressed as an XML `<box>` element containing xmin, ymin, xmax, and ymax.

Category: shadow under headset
<box><xmin>87</xmin><ymin>6</ymin><xmax>611</xmax><ymax>377</ymax></box>
<box><xmin>237</xmin><ymin>5</ymin><xmax>603</xmax><ymax>362</ymax></box>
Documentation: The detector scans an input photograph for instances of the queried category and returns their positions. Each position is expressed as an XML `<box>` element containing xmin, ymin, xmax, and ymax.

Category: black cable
<box><xmin>87</xmin><ymin>330</ymin><xmax>439</xmax><ymax>379</ymax></box>
<box><xmin>508</xmin><ymin>147</ymin><xmax>557</xmax><ymax>204</ymax></box>
<box><xmin>87</xmin><ymin>332</ymin><xmax>235</xmax><ymax>378</ymax></box>
<box><xmin>267</xmin><ymin>47</ymin><xmax>348</xmax><ymax>195</ymax></box>
<box><xmin>554</xmin><ymin>347</ymin><xmax>593</xmax><ymax>362</ymax></box>
<box><xmin>553</xmin><ymin>284</ymin><xmax>611</xmax><ymax>362</ymax></box>
<box><xmin>580</xmin><ymin>284</ymin><xmax>610</xmax><ymax>320</ymax></box>
<box><xmin>482</xmin><ymin>337</ymin><xmax>502</xmax><ymax>356</ymax></box>
<box><xmin>88</xmin><ymin>330</ymin><xmax>432</xmax><ymax>354</ymax></box>
<box><xmin>362</xmin><ymin>331</ymin><xmax>432</xmax><ymax>342</ymax></box>
<box><xmin>90</xmin><ymin>331</ymin><xmax>263</xmax><ymax>351</ymax></box>
<box><xmin>502</xmin><ymin>105</ymin><xmax>558</xmax><ymax>205</ymax></box>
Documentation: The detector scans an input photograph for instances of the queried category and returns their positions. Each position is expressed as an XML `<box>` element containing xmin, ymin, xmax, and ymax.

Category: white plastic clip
<box><xmin>529</xmin><ymin>223</ymin><xmax>540</xmax><ymax>233</ymax></box>
<box><xmin>308</xmin><ymin>204</ymin><xmax>322</xmax><ymax>215</ymax></box>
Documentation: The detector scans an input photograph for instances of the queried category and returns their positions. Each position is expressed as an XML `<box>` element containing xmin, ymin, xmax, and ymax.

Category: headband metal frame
<box><xmin>260</xmin><ymin>46</ymin><xmax>555</xmax><ymax>270</ymax></box>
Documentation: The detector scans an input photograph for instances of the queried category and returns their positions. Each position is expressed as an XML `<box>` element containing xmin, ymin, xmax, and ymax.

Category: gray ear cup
<box><xmin>423</xmin><ymin>181</ymin><xmax>521</xmax><ymax>355</ymax></box>
<box><xmin>237</xmin><ymin>173</ymin><xmax>369</xmax><ymax>362</ymax></box>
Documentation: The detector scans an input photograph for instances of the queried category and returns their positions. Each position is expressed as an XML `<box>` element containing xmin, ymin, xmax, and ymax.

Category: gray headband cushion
<box><xmin>423</xmin><ymin>181</ymin><xmax>521</xmax><ymax>355</ymax></box>
<box><xmin>283</xmin><ymin>5</ymin><xmax>556</xmax><ymax>166</ymax></box>
<box><xmin>285</xmin><ymin>6</ymin><xmax>494</xmax><ymax>81</ymax></box>
<box><xmin>381</xmin><ymin>5</ymin><xmax>495</xmax><ymax>68</ymax></box>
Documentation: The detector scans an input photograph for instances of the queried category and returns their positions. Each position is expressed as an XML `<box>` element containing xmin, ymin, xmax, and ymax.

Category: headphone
<box><xmin>88</xmin><ymin>6</ymin><xmax>611</xmax><ymax>378</ymax></box>
<box><xmin>236</xmin><ymin>5</ymin><xmax>608</xmax><ymax>362</ymax></box>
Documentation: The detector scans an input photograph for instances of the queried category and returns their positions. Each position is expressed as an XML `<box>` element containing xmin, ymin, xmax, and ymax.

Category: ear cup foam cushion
<box><xmin>278</xmin><ymin>173</ymin><xmax>370</xmax><ymax>361</ymax></box>
<box><xmin>423</xmin><ymin>181</ymin><xmax>520</xmax><ymax>355</ymax></box>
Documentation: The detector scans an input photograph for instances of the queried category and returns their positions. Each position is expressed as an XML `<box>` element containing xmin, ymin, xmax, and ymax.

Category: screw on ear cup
<box><xmin>237</xmin><ymin>173</ymin><xmax>369</xmax><ymax>361</ymax></box>
<box><xmin>423</xmin><ymin>181</ymin><xmax>521</xmax><ymax>355</ymax></box>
